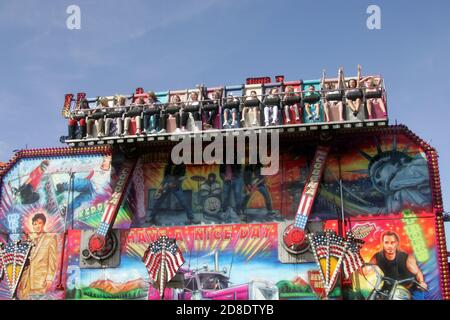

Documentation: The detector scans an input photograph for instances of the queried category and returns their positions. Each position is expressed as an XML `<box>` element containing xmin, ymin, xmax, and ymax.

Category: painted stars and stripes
<box><xmin>309</xmin><ymin>230</ymin><xmax>365</xmax><ymax>298</ymax></box>
<box><xmin>309</xmin><ymin>230</ymin><xmax>346</xmax><ymax>295</ymax></box>
<box><xmin>0</xmin><ymin>241</ymin><xmax>33</xmax><ymax>298</ymax></box>
<box><xmin>0</xmin><ymin>244</ymin><xmax>4</xmax><ymax>281</ymax></box>
<box><xmin>142</xmin><ymin>236</ymin><xmax>185</xmax><ymax>299</ymax></box>
<box><xmin>342</xmin><ymin>232</ymin><xmax>365</xmax><ymax>280</ymax></box>
<box><xmin>312</xmin><ymin>231</ymin><xmax>346</xmax><ymax>260</ymax></box>
<box><xmin>96</xmin><ymin>160</ymin><xmax>137</xmax><ymax>237</ymax></box>
<box><xmin>96</xmin><ymin>222</ymin><xmax>110</xmax><ymax>238</ymax></box>
<box><xmin>293</xmin><ymin>146</ymin><xmax>329</xmax><ymax>230</ymax></box>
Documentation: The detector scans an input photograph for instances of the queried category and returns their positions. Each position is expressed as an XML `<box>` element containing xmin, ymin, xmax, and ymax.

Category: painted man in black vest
<box><xmin>369</xmin><ymin>231</ymin><xmax>427</xmax><ymax>297</ymax></box>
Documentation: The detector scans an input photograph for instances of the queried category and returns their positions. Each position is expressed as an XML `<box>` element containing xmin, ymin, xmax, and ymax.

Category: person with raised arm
<box><xmin>321</xmin><ymin>68</ymin><xmax>344</xmax><ymax>122</ymax></box>
<box><xmin>342</xmin><ymin>64</ymin><xmax>365</xmax><ymax>119</ymax></box>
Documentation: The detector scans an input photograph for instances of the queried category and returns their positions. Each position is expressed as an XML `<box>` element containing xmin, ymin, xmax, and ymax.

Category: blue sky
<box><xmin>0</xmin><ymin>0</ymin><xmax>449</xmax><ymax>239</ymax></box>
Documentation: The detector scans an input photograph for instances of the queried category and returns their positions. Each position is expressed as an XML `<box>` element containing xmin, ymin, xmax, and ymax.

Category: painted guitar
<box><xmin>282</xmin><ymin>146</ymin><xmax>330</xmax><ymax>254</ymax></box>
<box><xmin>154</xmin><ymin>176</ymin><xmax>186</xmax><ymax>200</ymax></box>
<box><xmin>245</xmin><ymin>177</ymin><xmax>266</xmax><ymax>194</ymax></box>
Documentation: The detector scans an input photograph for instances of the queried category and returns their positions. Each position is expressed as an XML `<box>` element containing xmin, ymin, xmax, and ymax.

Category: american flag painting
<box><xmin>342</xmin><ymin>232</ymin><xmax>365</xmax><ymax>280</ymax></box>
<box><xmin>309</xmin><ymin>230</ymin><xmax>346</xmax><ymax>297</ymax></box>
<box><xmin>0</xmin><ymin>241</ymin><xmax>33</xmax><ymax>298</ymax></box>
<box><xmin>309</xmin><ymin>230</ymin><xmax>365</xmax><ymax>298</ymax></box>
<box><xmin>142</xmin><ymin>236</ymin><xmax>185</xmax><ymax>299</ymax></box>
<box><xmin>0</xmin><ymin>244</ymin><xmax>4</xmax><ymax>281</ymax></box>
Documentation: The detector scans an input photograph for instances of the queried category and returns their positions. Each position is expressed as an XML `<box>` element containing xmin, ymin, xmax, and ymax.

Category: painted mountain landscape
<box><xmin>67</xmin><ymin>278</ymin><xmax>149</xmax><ymax>300</ymax></box>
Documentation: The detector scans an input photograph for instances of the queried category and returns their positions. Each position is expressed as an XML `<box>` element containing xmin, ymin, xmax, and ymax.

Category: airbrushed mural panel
<box><xmin>65</xmin><ymin>223</ymin><xmax>342</xmax><ymax>300</ymax></box>
<box><xmin>0</xmin><ymin>154</ymin><xmax>113</xmax><ymax>237</ymax></box>
<box><xmin>0</xmin><ymin>128</ymin><xmax>440</xmax><ymax>300</ymax></box>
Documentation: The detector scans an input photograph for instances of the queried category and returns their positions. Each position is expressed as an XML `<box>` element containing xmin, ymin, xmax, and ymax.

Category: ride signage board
<box><xmin>246</xmin><ymin>77</ymin><xmax>272</xmax><ymax>85</ymax></box>
<box><xmin>308</xmin><ymin>270</ymin><xmax>326</xmax><ymax>299</ymax></box>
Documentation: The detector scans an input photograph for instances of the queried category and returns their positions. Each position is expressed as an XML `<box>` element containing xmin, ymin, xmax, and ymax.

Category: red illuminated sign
<box><xmin>275</xmin><ymin>75</ymin><xmax>285</xmax><ymax>83</ymax></box>
<box><xmin>246</xmin><ymin>77</ymin><xmax>271</xmax><ymax>85</ymax></box>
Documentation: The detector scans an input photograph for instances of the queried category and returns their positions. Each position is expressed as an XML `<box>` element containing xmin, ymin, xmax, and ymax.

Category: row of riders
<box><xmin>67</xmin><ymin>66</ymin><xmax>386</xmax><ymax>139</ymax></box>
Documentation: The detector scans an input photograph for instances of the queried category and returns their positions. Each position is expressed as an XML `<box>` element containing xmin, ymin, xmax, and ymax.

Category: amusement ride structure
<box><xmin>0</xmin><ymin>66</ymin><xmax>448</xmax><ymax>300</ymax></box>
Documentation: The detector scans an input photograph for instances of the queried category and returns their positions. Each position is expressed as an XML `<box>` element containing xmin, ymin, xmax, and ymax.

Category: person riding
<box><xmin>124</xmin><ymin>95</ymin><xmax>144</xmax><ymax>135</ymax></box>
<box><xmin>86</xmin><ymin>97</ymin><xmax>108</xmax><ymax>138</ymax></box>
<box><xmin>241</xmin><ymin>90</ymin><xmax>260</xmax><ymax>126</ymax></box>
<box><xmin>203</xmin><ymin>90</ymin><xmax>221</xmax><ymax>129</ymax></box>
<box><xmin>341</xmin><ymin>64</ymin><xmax>365</xmax><ymax>118</ymax></box>
<box><xmin>283</xmin><ymin>86</ymin><xmax>300</xmax><ymax>123</ymax></box>
<box><xmin>322</xmin><ymin>82</ymin><xmax>344</xmax><ymax>122</ymax></box>
<box><xmin>105</xmin><ymin>95</ymin><xmax>127</xmax><ymax>136</ymax></box>
<box><xmin>321</xmin><ymin>68</ymin><xmax>345</xmax><ymax>122</ymax></box>
<box><xmin>223</xmin><ymin>94</ymin><xmax>239</xmax><ymax>128</ymax></box>
<box><xmin>303</xmin><ymin>85</ymin><xmax>321</xmax><ymax>121</ymax></box>
<box><xmin>68</xmin><ymin>97</ymin><xmax>90</xmax><ymax>139</ymax></box>
<box><xmin>363</xmin><ymin>76</ymin><xmax>387</xmax><ymax>118</ymax></box>
<box><xmin>263</xmin><ymin>87</ymin><xmax>280</xmax><ymax>126</ymax></box>
<box><xmin>142</xmin><ymin>91</ymin><xmax>161</xmax><ymax>134</ymax></box>
<box><xmin>161</xmin><ymin>94</ymin><xmax>183</xmax><ymax>133</ymax></box>
<box><xmin>183</xmin><ymin>91</ymin><xmax>201</xmax><ymax>132</ymax></box>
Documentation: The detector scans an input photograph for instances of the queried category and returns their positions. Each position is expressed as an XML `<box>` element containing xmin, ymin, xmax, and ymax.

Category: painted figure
<box><xmin>368</xmin><ymin>231</ymin><xmax>427</xmax><ymax>298</ymax></box>
<box><xmin>17</xmin><ymin>213</ymin><xmax>58</xmax><ymax>299</ymax></box>
<box><xmin>12</xmin><ymin>160</ymin><xmax>49</xmax><ymax>205</ymax></box>
<box><xmin>146</xmin><ymin>160</ymin><xmax>198</xmax><ymax>224</ymax></box>
<box><xmin>242</xmin><ymin>162</ymin><xmax>275</xmax><ymax>221</ymax></box>
<box><xmin>220</xmin><ymin>163</ymin><xmax>243</xmax><ymax>216</ymax></box>
<box><xmin>362</xmin><ymin>146</ymin><xmax>432</xmax><ymax>213</ymax></box>
<box><xmin>56</xmin><ymin>170</ymin><xmax>96</xmax><ymax>212</ymax></box>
